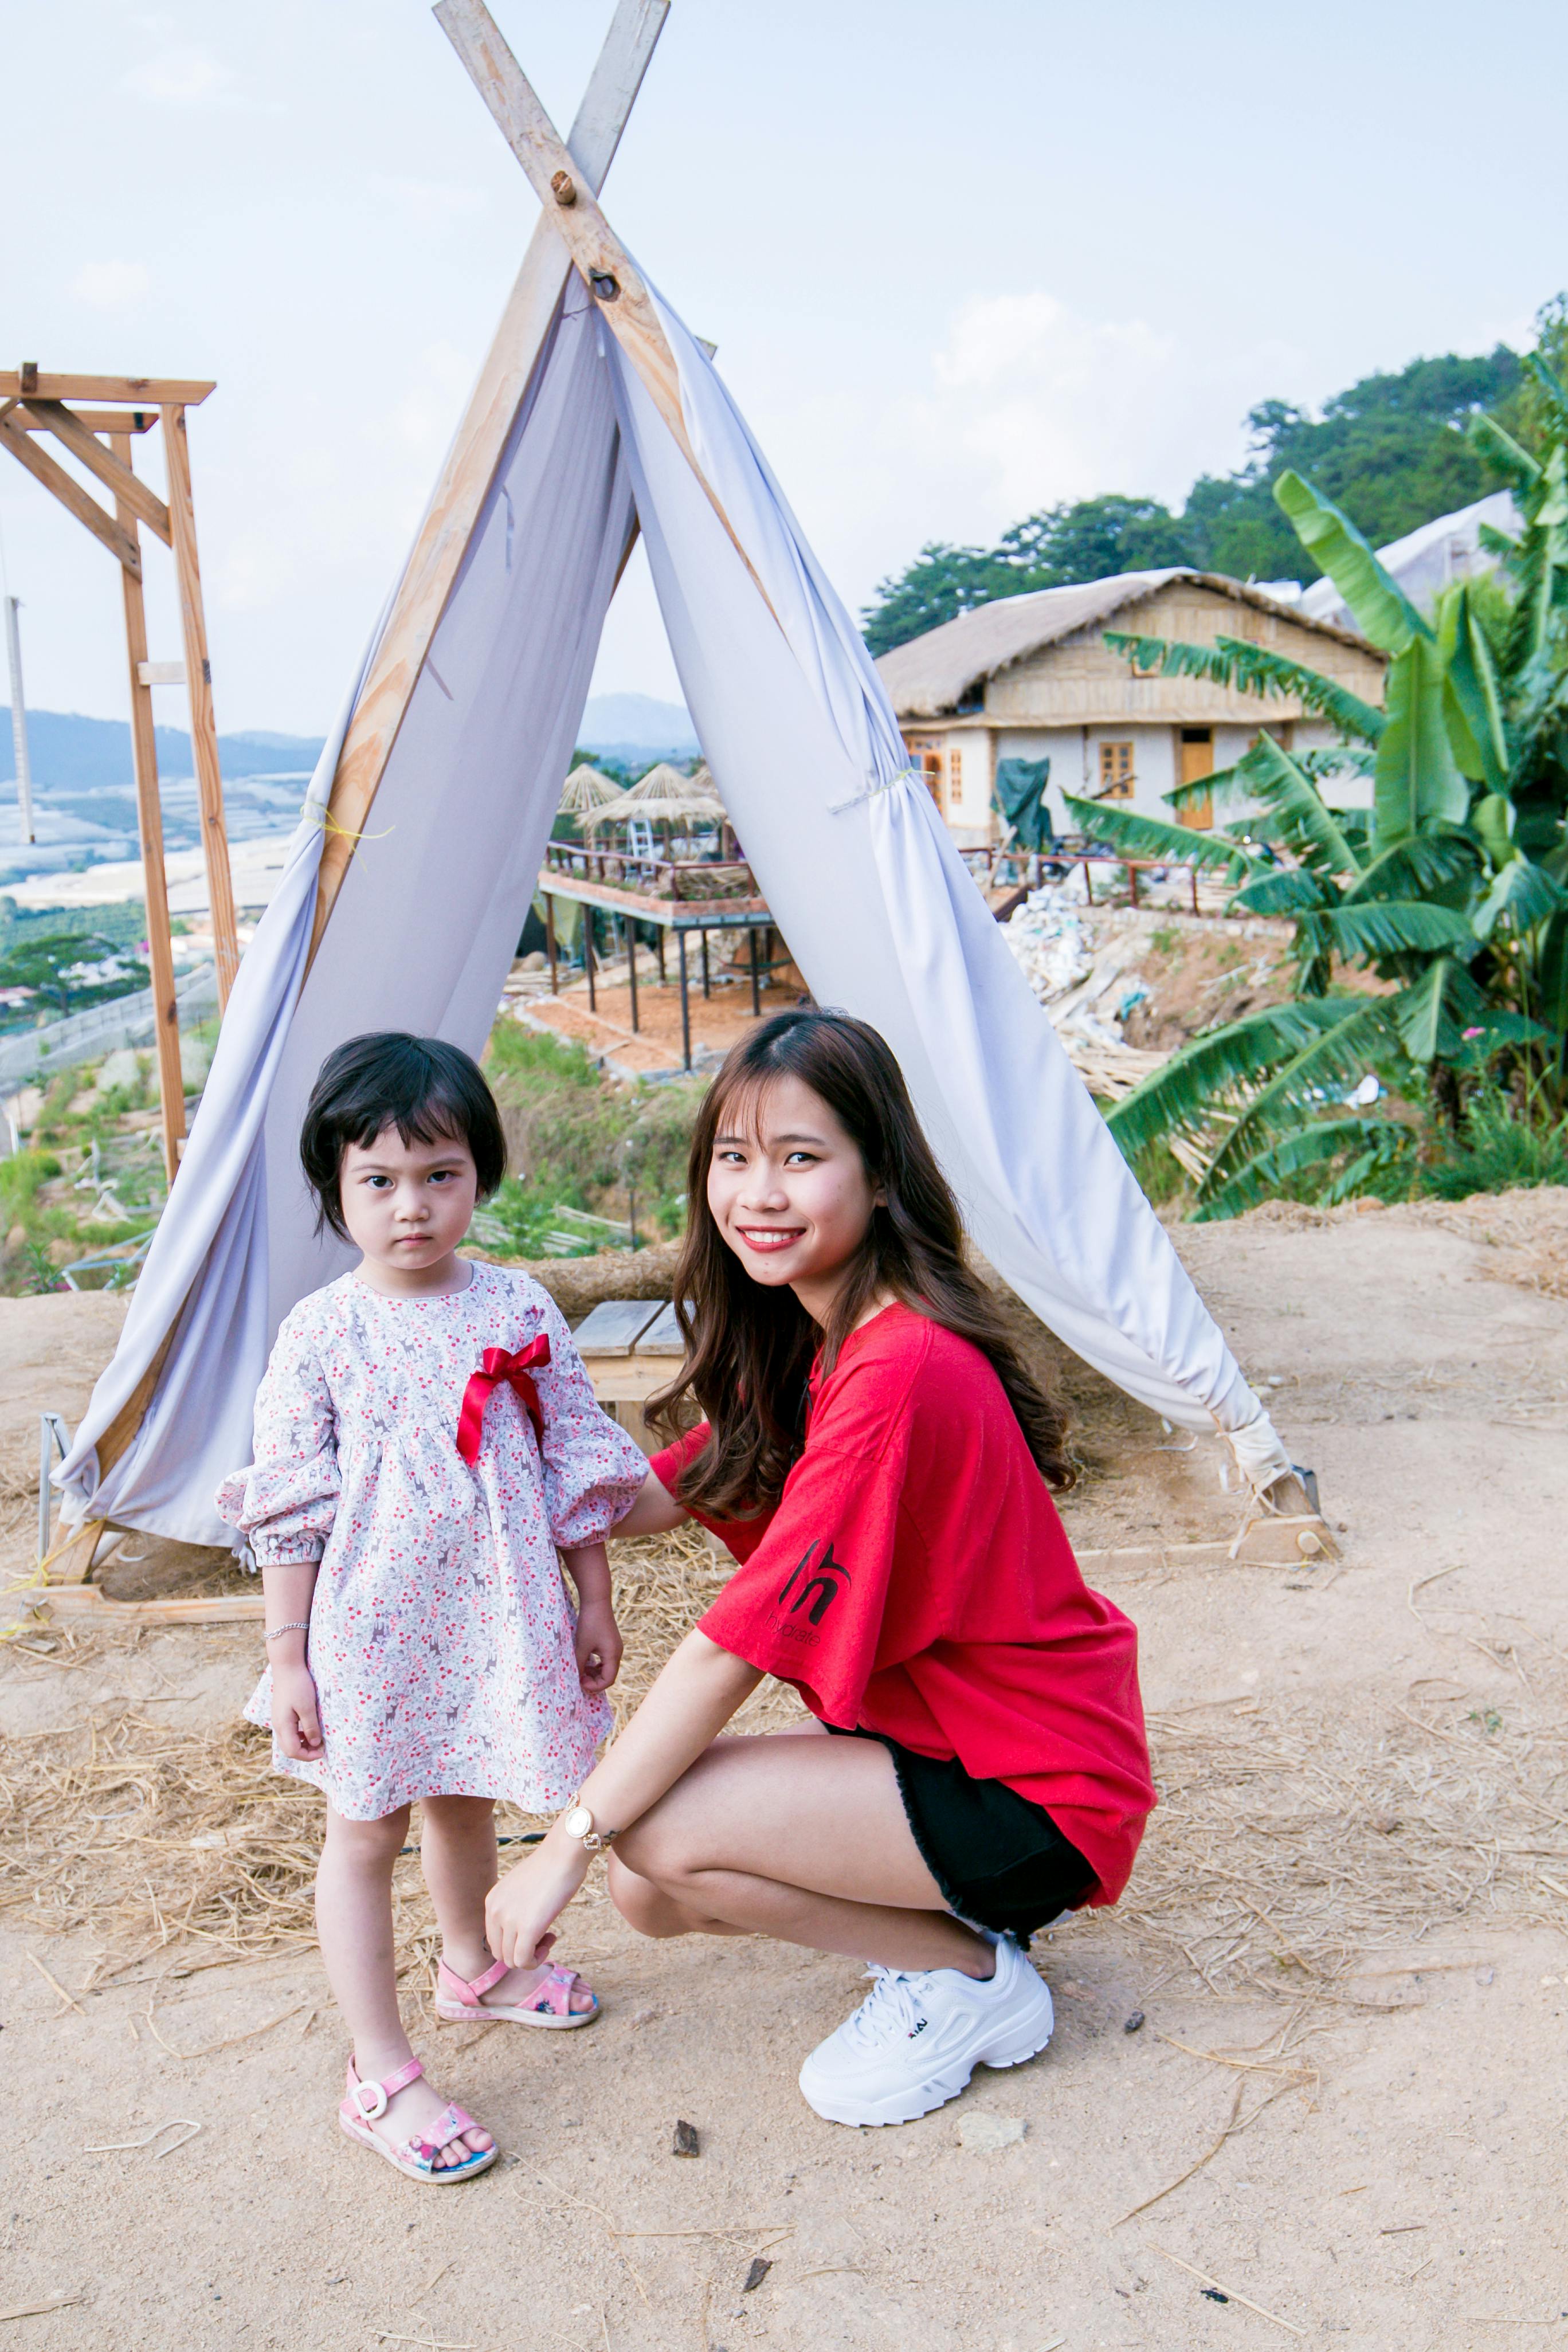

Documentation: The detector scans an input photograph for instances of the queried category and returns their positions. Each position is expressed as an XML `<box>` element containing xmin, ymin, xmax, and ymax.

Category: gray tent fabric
<box><xmin>56</xmin><ymin>272</ymin><xmax>1294</xmax><ymax>1550</ymax></box>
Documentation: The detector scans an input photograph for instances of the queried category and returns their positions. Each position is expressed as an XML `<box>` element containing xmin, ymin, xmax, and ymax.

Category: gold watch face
<box><xmin>563</xmin><ymin>1805</ymin><xmax>593</xmax><ymax>1841</ymax></box>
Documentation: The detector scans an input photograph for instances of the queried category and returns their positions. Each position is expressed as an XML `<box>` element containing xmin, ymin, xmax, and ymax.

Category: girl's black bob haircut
<box><xmin>300</xmin><ymin>1032</ymin><xmax>507</xmax><ymax>1240</ymax></box>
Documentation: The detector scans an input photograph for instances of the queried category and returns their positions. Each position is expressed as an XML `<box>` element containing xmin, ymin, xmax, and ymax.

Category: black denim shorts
<box><xmin>829</xmin><ymin>1725</ymin><xmax>1096</xmax><ymax>1944</ymax></box>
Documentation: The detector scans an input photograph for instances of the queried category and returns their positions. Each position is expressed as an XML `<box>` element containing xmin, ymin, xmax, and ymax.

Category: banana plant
<box><xmin>1072</xmin><ymin>428</ymin><xmax>1568</xmax><ymax>1216</ymax></box>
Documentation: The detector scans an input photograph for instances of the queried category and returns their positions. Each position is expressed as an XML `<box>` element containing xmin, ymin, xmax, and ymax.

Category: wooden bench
<box><xmin>571</xmin><ymin>1297</ymin><xmax>685</xmax><ymax>1453</ymax></box>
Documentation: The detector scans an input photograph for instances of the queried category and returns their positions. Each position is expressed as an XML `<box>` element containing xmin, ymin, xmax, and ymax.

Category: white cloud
<box><xmin>70</xmin><ymin>259</ymin><xmax>151</xmax><ymax>309</ymax></box>
<box><xmin>125</xmin><ymin>46</ymin><xmax>235</xmax><ymax>104</ymax></box>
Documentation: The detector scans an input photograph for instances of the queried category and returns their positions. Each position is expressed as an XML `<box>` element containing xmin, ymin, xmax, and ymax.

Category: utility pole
<box><xmin>3</xmin><ymin>595</ymin><xmax>34</xmax><ymax>845</ymax></box>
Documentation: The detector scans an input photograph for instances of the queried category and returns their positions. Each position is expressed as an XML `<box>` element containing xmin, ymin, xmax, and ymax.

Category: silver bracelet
<box><xmin>266</xmin><ymin>1621</ymin><xmax>311</xmax><ymax>1641</ymax></box>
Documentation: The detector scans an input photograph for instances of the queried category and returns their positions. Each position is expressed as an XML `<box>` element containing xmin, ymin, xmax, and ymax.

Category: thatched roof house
<box><xmin>873</xmin><ymin>568</ymin><xmax>1387</xmax><ymax>849</ymax></box>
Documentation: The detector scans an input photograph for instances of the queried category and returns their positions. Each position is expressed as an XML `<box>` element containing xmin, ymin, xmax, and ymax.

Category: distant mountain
<box><xmin>0</xmin><ymin>708</ymin><xmax>324</xmax><ymax>791</ymax></box>
<box><xmin>578</xmin><ymin>692</ymin><xmax>699</xmax><ymax>758</ymax></box>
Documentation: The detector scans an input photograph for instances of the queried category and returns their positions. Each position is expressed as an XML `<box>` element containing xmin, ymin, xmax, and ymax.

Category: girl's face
<box><xmin>339</xmin><ymin>1123</ymin><xmax>479</xmax><ymax>1292</ymax></box>
<box><xmin>707</xmin><ymin>1074</ymin><xmax>883</xmax><ymax>1320</ymax></box>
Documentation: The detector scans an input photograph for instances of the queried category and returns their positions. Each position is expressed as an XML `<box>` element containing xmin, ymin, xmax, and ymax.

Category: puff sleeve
<box><xmin>534</xmin><ymin>1295</ymin><xmax>650</xmax><ymax>1549</ymax></box>
<box><xmin>215</xmin><ymin>1310</ymin><xmax>341</xmax><ymax>1565</ymax></box>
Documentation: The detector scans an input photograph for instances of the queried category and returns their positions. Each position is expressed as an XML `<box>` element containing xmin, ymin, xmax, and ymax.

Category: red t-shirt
<box><xmin>648</xmin><ymin>1303</ymin><xmax>1154</xmax><ymax>1907</ymax></box>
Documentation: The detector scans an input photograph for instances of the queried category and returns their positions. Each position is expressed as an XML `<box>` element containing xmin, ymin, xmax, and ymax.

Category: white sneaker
<box><xmin>797</xmin><ymin>1934</ymin><xmax>1054</xmax><ymax>2127</ymax></box>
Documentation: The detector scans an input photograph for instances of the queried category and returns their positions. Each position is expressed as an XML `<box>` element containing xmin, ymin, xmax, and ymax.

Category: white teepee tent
<box><xmin>54</xmin><ymin>0</ymin><xmax>1305</xmax><ymax>1566</ymax></box>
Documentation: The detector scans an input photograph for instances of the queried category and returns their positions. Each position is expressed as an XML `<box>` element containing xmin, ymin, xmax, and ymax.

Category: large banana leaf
<box><xmin>1392</xmin><ymin>956</ymin><xmax>1484</xmax><ymax>1061</ymax></box>
<box><xmin>1303</xmin><ymin>900</ymin><xmax>1476</xmax><ymax>963</ymax></box>
<box><xmin>1342</xmin><ymin>830</ymin><xmax>1482</xmax><ymax>905</ymax></box>
<box><xmin>1274</xmin><ymin>472</ymin><xmax>1431</xmax><ymax>652</ymax></box>
<box><xmin>1164</xmin><ymin>763</ymin><xmax>1243</xmax><ymax>818</ymax></box>
<box><xmin>1374</xmin><ymin>638</ymin><xmax>1470</xmax><ymax>845</ymax></box>
<box><xmin>1199</xmin><ymin>999</ymin><xmax>1398</xmax><ymax>1195</ymax></box>
<box><xmin>1240</xmin><ymin>734</ymin><xmax>1366</xmax><ymax>879</ymax></box>
<box><xmin>1104</xmin><ymin>629</ymin><xmax>1385</xmax><ymax>743</ymax></box>
<box><xmin>1106</xmin><ymin>997</ymin><xmax>1373</xmax><ymax>1158</ymax></box>
<box><xmin>1468</xmin><ymin>411</ymin><xmax>1542</xmax><ymax>499</ymax></box>
<box><xmin>1059</xmin><ymin>795</ymin><xmax>1260</xmax><ymax>875</ymax></box>
<box><xmin>1439</xmin><ymin>585</ymin><xmax>1509</xmax><ymax>791</ymax></box>
<box><xmin>1194</xmin><ymin>1116</ymin><xmax>1410</xmax><ymax>1223</ymax></box>
<box><xmin>1537</xmin><ymin>910</ymin><xmax>1568</xmax><ymax>1034</ymax></box>
<box><xmin>1230</xmin><ymin>868</ymin><xmax>1328</xmax><ymax>916</ymax></box>
<box><xmin>1472</xmin><ymin>853</ymin><xmax>1568</xmax><ymax>941</ymax></box>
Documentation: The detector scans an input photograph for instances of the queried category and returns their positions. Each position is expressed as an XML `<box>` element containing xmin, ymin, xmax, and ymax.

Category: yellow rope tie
<box><xmin>303</xmin><ymin>805</ymin><xmax>394</xmax><ymax>846</ymax></box>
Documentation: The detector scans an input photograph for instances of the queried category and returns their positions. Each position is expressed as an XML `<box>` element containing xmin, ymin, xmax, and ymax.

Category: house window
<box><xmin>1098</xmin><ymin>740</ymin><xmax>1135</xmax><ymax>800</ymax></box>
<box><xmin>947</xmin><ymin>748</ymin><xmax>963</xmax><ymax>809</ymax></box>
<box><xmin>904</xmin><ymin>738</ymin><xmax>944</xmax><ymax>807</ymax></box>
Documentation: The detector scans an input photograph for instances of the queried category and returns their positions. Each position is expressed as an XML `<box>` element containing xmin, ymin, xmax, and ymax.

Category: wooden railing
<box><xmin>543</xmin><ymin>838</ymin><xmax>759</xmax><ymax>903</ymax></box>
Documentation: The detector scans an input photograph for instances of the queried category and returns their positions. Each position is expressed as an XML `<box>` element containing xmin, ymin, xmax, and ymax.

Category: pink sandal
<box><xmin>434</xmin><ymin>1954</ymin><xmax>599</xmax><ymax>2029</ymax></box>
<box><xmin>339</xmin><ymin>2054</ymin><xmax>497</xmax><ymax>2183</ymax></box>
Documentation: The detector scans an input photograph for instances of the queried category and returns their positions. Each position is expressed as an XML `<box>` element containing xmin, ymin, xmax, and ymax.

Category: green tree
<box><xmin>0</xmin><ymin>933</ymin><xmax>148</xmax><ymax>1017</ymax></box>
<box><xmin>1066</xmin><ymin>418</ymin><xmax>1567</xmax><ymax>1218</ymax></box>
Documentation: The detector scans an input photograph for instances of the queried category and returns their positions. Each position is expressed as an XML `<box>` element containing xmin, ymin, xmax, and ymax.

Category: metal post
<box><xmin>677</xmin><ymin>928</ymin><xmax>691</xmax><ymax>1071</ymax></box>
<box><xmin>1128</xmin><ymin>863</ymin><xmax>1141</xmax><ymax>910</ymax></box>
<box><xmin>700</xmin><ymin>929</ymin><xmax>710</xmax><ymax>999</ymax></box>
<box><xmin>585</xmin><ymin>907</ymin><xmax>595</xmax><ymax>1012</ymax></box>
<box><xmin>3</xmin><ymin>597</ymin><xmax>35</xmax><ymax>845</ymax></box>
<box><xmin>626</xmin><ymin>918</ymin><xmax>640</xmax><ymax>1032</ymax></box>
<box><xmin>749</xmin><ymin>924</ymin><xmax>762</xmax><ymax>1014</ymax></box>
<box><xmin>1189</xmin><ymin>865</ymin><xmax>1199</xmax><ymax>916</ymax></box>
<box><xmin>656</xmin><ymin>924</ymin><xmax>665</xmax><ymax>983</ymax></box>
<box><xmin>545</xmin><ymin>893</ymin><xmax>558</xmax><ymax>993</ymax></box>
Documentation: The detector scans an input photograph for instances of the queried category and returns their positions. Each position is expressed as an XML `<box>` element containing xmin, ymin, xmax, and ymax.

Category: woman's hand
<box><xmin>271</xmin><ymin>1659</ymin><xmax>323</xmax><ymax>1761</ymax></box>
<box><xmin>485</xmin><ymin>1829</ymin><xmax>590</xmax><ymax>1971</ymax></box>
<box><xmin>575</xmin><ymin>1596</ymin><xmax>623</xmax><ymax>1696</ymax></box>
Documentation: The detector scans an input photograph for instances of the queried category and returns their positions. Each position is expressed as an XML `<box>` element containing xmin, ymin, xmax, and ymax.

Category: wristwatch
<box><xmin>560</xmin><ymin>1801</ymin><xmax>617</xmax><ymax>1853</ymax></box>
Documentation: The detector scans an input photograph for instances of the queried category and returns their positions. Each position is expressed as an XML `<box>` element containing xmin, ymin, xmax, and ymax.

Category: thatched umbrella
<box><xmin>559</xmin><ymin>762</ymin><xmax>621</xmax><ymax>814</ymax></box>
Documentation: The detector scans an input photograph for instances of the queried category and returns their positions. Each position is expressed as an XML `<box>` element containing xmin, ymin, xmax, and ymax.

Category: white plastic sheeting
<box><xmin>58</xmin><ymin>271</ymin><xmax>1291</xmax><ymax>1549</ymax></box>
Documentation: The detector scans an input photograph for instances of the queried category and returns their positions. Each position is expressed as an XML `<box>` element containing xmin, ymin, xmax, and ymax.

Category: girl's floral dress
<box><xmin>216</xmin><ymin>1262</ymin><xmax>648</xmax><ymax>1821</ymax></box>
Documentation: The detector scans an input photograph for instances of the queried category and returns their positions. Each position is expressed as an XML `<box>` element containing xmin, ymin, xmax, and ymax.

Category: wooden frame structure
<box><xmin>0</xmin><ymin>369</ymin><xmax>240</xmax><ymax>1180</ymax></box>
<box><xmin>37</xmin><ymin>0</ymin><xmax>692</xmax><ymax>1603</ymax></box>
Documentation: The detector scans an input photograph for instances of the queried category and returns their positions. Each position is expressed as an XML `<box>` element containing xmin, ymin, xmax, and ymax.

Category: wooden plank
<box><xmin>160</xmin><ymin>403</ymin><xmax>239</xmax><ymax>1006</ymax></box>
<box><xmin>5</xmin><ymin>406</ymin><xmax>160</xmax><ymax>435</ymax></box>
<box><xmin>40</xmin><ymin>1585</ymin><xmax>264</xmax><ymax>1628</ymax></box>
<box><xmin>571</xmin><ymin>1297</ymin><xmax>664</xmax><ymax>1356</ymax></box>
<box><xmin>633</xmin><ymin>1299</ymin><xmax>684</xmax><ymax>1354</ymax></box>
<box><xmin>304</xmin><ymin>0</ymin><xmax>669</xmax><ymax>977</ymax></box>
<box><xmin>436</xmin><ymin>0</ymin><xmax>778</xmax><ymax>623</ymax></box>
<box><xmin>581</xmin><ymin>1355</ymin><xmax>679</xmax><ymax>1404</ymax></box>
<box><xmin>0</xmin><ymin>413</ymin><xmax>140</xmax><ymax>574</ymax></box>
<box><xmin>111</xmin><ymin>434</ymin><xmax>186</xmax><ymax>1183</ymax></box>
<box><xmin>0</xmin><ymin>370</ymin><xmax>213</xmax><ymax>405</ymax></box>
<box><xmin>540</xmin><ymin>873</ymin><xmax>769</xmax><ymax>923</ymax></box>
<box><xmin>19</xmin><ymin>399</ymin><xmax>171</xmax><ymax>544</ymax></box>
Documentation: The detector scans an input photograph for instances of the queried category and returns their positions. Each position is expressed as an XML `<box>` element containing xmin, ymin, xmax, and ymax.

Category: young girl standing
<box><xmin>484</xmin><ymin>1009</ymin><xmax>1157</xmax><ymax>2128</ymax></box>
<box><xmin>218</xmin><ymin>1033</ymin><xmax>648</xmax><ymax>2181</ymax></box>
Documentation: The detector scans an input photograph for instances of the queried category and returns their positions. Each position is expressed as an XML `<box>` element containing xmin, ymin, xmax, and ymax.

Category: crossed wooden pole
<box><xmin>0</xmin><ymin>374</ymin><xmax>240</xmax><ymax>1182</ymax></box>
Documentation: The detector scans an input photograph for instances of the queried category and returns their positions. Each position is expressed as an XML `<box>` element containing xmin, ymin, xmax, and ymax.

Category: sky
<box><xmin>2</xmin><ymin>0</ymin><xmax>1566</xmax><ymax>738</ymax></box>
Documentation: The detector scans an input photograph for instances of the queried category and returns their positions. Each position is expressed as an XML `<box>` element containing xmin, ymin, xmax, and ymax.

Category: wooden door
<box><xmin>1178</xmin><ymin>728</ymin><xmax>1214</xmax><ymax>829</ymax></box>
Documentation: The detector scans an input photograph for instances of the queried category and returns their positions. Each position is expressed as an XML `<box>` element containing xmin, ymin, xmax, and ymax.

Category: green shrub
<box><xmin>1418</xmin><ymin>1088</ymin><xmax>1568</xmax><ymax>1201</ymax></box>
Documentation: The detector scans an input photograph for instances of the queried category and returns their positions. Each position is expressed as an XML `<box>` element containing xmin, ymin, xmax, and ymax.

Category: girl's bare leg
<box><xmin>419</xmin><ymin>1793</ymin><xmax>594</xmax><ymax>2013</ymax></box>
<box><xmin>315</xmin><ymin>1803</ymin><xmax>491</xmax><ymax>2166</ymax></box>
<box><xmin>606</xmin><ymin>1734</ymin><xmax>994</xmax><ymax>1977</ymax></box>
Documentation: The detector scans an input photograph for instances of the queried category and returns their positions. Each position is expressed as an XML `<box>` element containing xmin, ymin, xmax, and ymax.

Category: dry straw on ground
<box><xmin>6</xmin><ymin>1531</ymin><xmax>1568</xmax><ymax>2001</ymax></box>
<box><xmin>0</xmin><ymin>1529</ymin><xmax>797</xmax><ymax>1989</ymax></box>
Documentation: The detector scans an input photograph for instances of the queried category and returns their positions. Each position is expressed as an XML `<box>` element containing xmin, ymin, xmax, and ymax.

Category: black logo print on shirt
<box><xmin>776</xmin><ymin>1539</ymin><xmax>851</xmax><ymax>1627</ymax></box>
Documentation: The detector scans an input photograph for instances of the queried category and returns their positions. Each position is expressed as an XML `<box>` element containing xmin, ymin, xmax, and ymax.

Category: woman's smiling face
<box><xmin>705</xmin><ymin>1073</ymin><xmax>883</xmax><ymax>1317</ymax></box>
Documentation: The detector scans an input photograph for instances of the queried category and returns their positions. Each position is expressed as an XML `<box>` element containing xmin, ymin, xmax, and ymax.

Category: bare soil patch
<box><xmin>2</xmin><ymin>1193</ymin><xmax>1567</xmax><ymax>2349</ymax></box>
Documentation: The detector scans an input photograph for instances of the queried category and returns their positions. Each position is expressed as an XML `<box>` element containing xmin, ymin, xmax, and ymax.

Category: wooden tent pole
<box><xmin>436</xmin><ymin>0</ymin><xmax>779</xmax><ymax>625</ymax></box>
<box><xmin>111</xmin><ymin>432</ymin><xmax>185</xmax><ymax>1186</ymax></box>
<box><xmin>304</xmin><ymin>0</ymin><xmax>670</xmax><ymax>975</ymax></box>
<box><xmin>160</xmin><ymin>402</ymin><xmax>240</xmax><ymax>1007</ymax></box>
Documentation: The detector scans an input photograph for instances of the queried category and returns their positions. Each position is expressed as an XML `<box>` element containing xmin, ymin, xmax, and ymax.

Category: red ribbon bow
<box><xmin>455</xmin><ymin>1335</ymin><xmax>550</xmax><ymax>1465</ymax></box>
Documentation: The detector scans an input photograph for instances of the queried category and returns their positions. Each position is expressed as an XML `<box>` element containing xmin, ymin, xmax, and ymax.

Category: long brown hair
<box><xmin>649</xmin><ymin>1009</ymin><xmax>1073</xmax><ymax>1517</ymax></box>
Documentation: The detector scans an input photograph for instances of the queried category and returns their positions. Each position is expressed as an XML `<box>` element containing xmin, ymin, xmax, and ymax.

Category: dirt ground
<box><xmin>3</xmin><ymin>1194</ymin><xmax>1568</xmax><ymax>2350</ymax></box>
